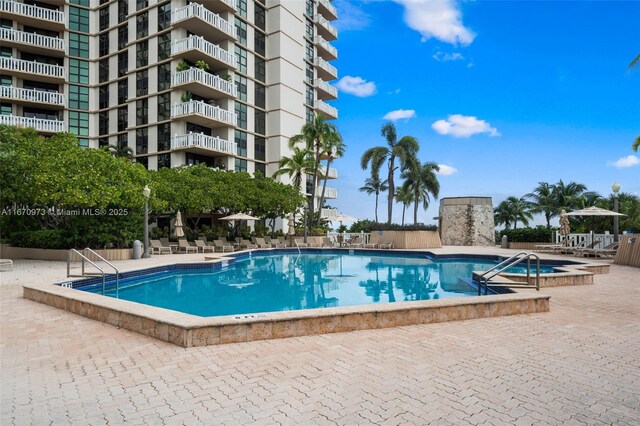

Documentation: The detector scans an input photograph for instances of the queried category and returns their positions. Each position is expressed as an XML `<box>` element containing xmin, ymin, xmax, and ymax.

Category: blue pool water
<box><xmin>83</xmin><ymin>252</ymin><xmax>558</xmax><ymax>317</ymax></box>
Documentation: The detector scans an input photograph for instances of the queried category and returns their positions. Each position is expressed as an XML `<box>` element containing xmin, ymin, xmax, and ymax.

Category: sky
<box><xmin>326</xmin><ymin>0</ymin><xmax>640</xmax><ymax>227</ymax></box>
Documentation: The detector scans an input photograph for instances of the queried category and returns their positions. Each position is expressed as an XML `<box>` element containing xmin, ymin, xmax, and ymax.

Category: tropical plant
<box><xmin>361</xmin><ymin>122</ymin><xmax>419</xmax><ymax>224</ymax></box>
<box><xmin>525</xmin><ymin>181</ymin><xmax>556</xmax><ymax>228</ymax></box>
<box><xmin>394</xmin><ymin>185</ymin><xmax>412</xmax><ymax>226</ymax></box>
<box><xmin>316</xmin><ymin>130</ymin><xmax>345</xmax><ymax>226</ymax></box>
<box><xmin>359</xmin><ymin>175</ymin><xmax>388</xmax><ymax>223</ymax></box>
<box><xmin>195</xmin><ymin>60</ymin><xmax>209</xmax><ymax>71</ymax></box>
<box><xmin>181</xmin><ymin>92</ymin><xmax>192</xmax><ymax>102</ymax></box>
<box><xmin>628</xmin><ymin>55</ymin><xmax>639</xmax><ymax>150</ymax></box>
<box><xmin>494</xmin><ymin>196</ymin><xmax>533</xmax><ymax>229</ymax></box>
<box><xmin>272</xmin><ymin>146</ymin><xmax>315</xmax><ymax>191</ymax></box>
<box><xmin>400</xmin><ymin>160</ymin><xmax>440</xmax><ymax>225</ymax></box>
<box><xmin>176</xmin><ymin>60</ymin><xmax>190</xmax><ymax>72</ymax></box>
<box><xmin>551</xmin><ymin>180</ymin><xmax>587</xmax><ymax>213</ymax></box>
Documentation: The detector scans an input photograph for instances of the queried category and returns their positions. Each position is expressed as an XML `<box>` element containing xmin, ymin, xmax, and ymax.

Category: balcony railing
<box><xmin>0</xmin><ymin>57</ymin><xmax>65</xmax><ymax>79</ymax></box>
<box><xmin>0</xmin><ymin>115</ymin><xmax>64</xmax><ymax>133</ymax></box>
<box><xmin>316</xmin><ymin>187</ymin><xmax>338</xmax><ymax>199</ymax></box>
<box><xmin>314</xmin><ymin>14</ymin><xmax>338</xmax><ymax>40</ymax></box>
<box><xmin>171</xmin><ymin>68</ymin><xmax>237</xmax><ymax>97</ymax></box>
<box><xmin>315</xmin><ymin>79</ymin><xmax>337</xmax><ymax>99</ymax></box>
<box><xmin>0</xmin><ymin>0</ymin><xmax>65</xmax><ymax>24</ymax></box>
<box><xmin>171</xmin><ymin>35</ymin><xmax>236</xmax><ymax>68</ymax></box>
<box><xmin>171</xmin><ymin>3</ymin><xmax>237</xmax><ymax>39</ymax></box>
<box><xmin>0</xmin><ymin>86</ymin><xmax>65</xmax><ymax>106</ymax></box>
<box><xmin>171</xmin><ymin>100</ymin><xmax>238</xmax><ymax>126</ymax></box>
<box><xmin>314</xmin><ymin>35</ymin><xmax>337</xmax><ymax>59</ymax></box>
<box><xmin>314</xmin><ymin>56</ymin><xmax>338</xmax><ymax>80</ymax></box>
<box><xmin>315</xmin><ymin>100</ymin><xmax>338</xmax><ymax>119</ymax></box>
<box><xmin>0</xmin><ymin>28</ymin><xmax>64</xmax><ymax>51</ymax></box>
<box><xmin>319</xmin><ymin>166</ymin><xmax>338</xmax><ymax>179</ymax></box>
<box><xmin>171</xmin><ymin>132</ymin><xmax>237</xmax><ymax>155</ymax></box>
<box><xmin>317</xmin><ymin>0</ymin><xmax>338</xmax><ymax>21</ymax></box>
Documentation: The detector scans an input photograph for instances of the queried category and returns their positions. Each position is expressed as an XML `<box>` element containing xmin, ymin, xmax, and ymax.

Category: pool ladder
<box><xmin>475</xmin><ymin>251</ymin><xmax>540</xmax><ymax>295</ymax></box>
<box><xmin>67</xmin><ymin>248</ymin><xmax>120</xmax><ymax>295</ymax></box>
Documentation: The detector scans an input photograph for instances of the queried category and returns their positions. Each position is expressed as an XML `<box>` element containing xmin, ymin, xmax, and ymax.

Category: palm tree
<box><xmin>525</xmin><ymin>182</ymin><xmax>555</xmax><ymax>228</ymax></box>
<box><xmin>629</xmin><ymin>55</ymin><xmax>639</xmax><ymax>150</ymax></box>
<box><xmin>316</xmin><ymin>131</ymin><xmax>345</xmax><ymax>226</ymax></box>
<box><xmin>551</xmin><ymin>180</ymin><xmax>587</xmax><ymax>214</ymax></box>
<box><xmin>494</xmin><ymin>196</ymin><xmax>532</xmax><ymax>229</ymax></box>
<box><xmin>633</xmin><ymin>136</ymin><xmax>639</xmax><ymax>152</ymax></box>
<box><xmin>359</xmin><ymin>175</ymin><xmax>388</xmax><ymax>223</ymax></box>
<box><xmin>272</xmin><ymin>146</ymin><xmax>315</xmax><ymax>191</ymax></box>
<box><xmin>400</xmin><ymin>160</ymin><xmax>440</xmax><ymax>225</ymax></box>
<box><xmin>104</xmin><ymin>144</ymin><xmax>134</xmax><ymax>160</ymax></box>
<box><xmin>394</xmin><ymin>185</ymin><xmax>412</xmax><ymax>226</ymax></box>
<box><xmin>361</xmin><ymin>122</ymin><xmax>419</xmax><ymax>224</ymax></box>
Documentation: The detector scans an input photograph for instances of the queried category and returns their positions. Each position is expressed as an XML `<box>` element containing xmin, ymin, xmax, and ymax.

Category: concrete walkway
<box><xmin>1</xmin><ymin>248</ymin><xmax>639</xmax><ymax>425</ymax></box>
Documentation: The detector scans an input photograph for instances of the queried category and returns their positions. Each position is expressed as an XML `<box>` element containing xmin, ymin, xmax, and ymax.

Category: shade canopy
<box><xmin>174</xmin><ymin>211</ymin><xmax>185</xmax><ymax>238</ymax></box>
<box><xmin>220</xmin><ymin>213</ymin><xmax>261</xmax><ymax>221</ymax></box>
<box><xmin>330</xmin><ymin>213</ymin><xmax>357</xmax><ymax>223</ymax></box>
<box><xmin>562</xmin><ymin>206</ymin><xmax>626</xmax><ymax>217</ymax></box>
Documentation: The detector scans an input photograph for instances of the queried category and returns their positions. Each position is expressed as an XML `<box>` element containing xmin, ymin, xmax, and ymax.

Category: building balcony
<box><xmin>0</xmin><ymin>115</ymin><xmax>64</xmax><ymax>133</ymax></box>
<box><xmin>314</xmin><ymin>57</ymin><xmax>338</xmax><ymax>81</ymax></box>
<box><xmin>315</xmin><ymin>78</ymin><xmax>337</xmax><ymax>100</ymax></box>
<box><xmin>190</xmin><ymin>0</ymin><xmax>235</xmax><ymax>14</ymax></box>
<box><xmin>0</xmin><ymin>86</ymin><xmax>65</xmax><ymax>107</ymax></box>
<box><xmin>314</xmin><ymin>35</ymin><xmax>337</xmax><ymax>61</ymax></box>
<box><xmin>318</xmin><ymin>166</ymin><xmax>338</xmax><ymax>180</ymax></box>
<box><xmin>319</xmin><ymin>146</ymin><xmax>338</xmax><ymax>160</ymax></box>
<box><xmin>317</xmin><ymin>0</ymin><xmax>338</xmax><ymax>21</ymax></box>
<box><xmin>171</xmin><ymin>132</ymin><xmax>237</xmax><ymax>156</ymax></box>
<box><xmin>170</xmin><ymin>100</ymin><xmax>237</xmax><ymax>128</ymax></box>
<box><xmin>314</xmin><ymin>99</ymin><xmax>338</xmax><ymax>120</ymax></box>
<box><xmin>316</xmin><ymin>186</ymin><xmax>338</xmax><ymax>199</ymax></box>
<box><xmin>0</xmin><ymin>0</ymin><xmax>65</xmax><ymax>31</ymax></box>
<box><xmin>0</xmin><ymin>57</ymin><xmax>65</xmax><ymax>83</ymax></box>
<box><xmin>171</xmin><ymin>68</ymin><xmax>237</xmax><ymax>99</ymax></box>
<box><xmin>171</xmin><ymin>3</ymin><xmax>236</xmax><ymax>42</ymax></box>
<box><xmin>171</xmin><ymin>35</ymin><xmax>236</xmax><ymax>71</ymax></box>
<box><xmin>314</xmin><ymin>14</ymin><xmax>338</xmax><ymax>41</ymax></box>
<box><xmin>0</xmin><ymin>28</ymin><xmax>64</xmax><ymax>56</ymax></box>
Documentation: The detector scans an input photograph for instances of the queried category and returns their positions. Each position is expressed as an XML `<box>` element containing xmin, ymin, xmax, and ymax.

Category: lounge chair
<box><xmin>264</xmin><ymin>236</ymin><xmax>285</xmax><ymax>248</ymax></box>
<box><xmin>194</xmin><ymin>239</ymin><xmax>215</xmax><ymax>253</ymax></box>
<box><xmin>278</xmin><ymin>236</ymin><xmax>291</xmax><ymax>247</ymax></box>
<box><xmin>0</xmin><ymin>259</ymin><xmax>14</xmax><ymax>271</ymax></box>
<box><xmin>322</xmin><ymin>237</ymin><xmax>338</xmax><ymax>248</ymax></box>
<box><xmin>362</xmin><ymin>240</ymin><xmax>377</xmax><ymax>249</ymax></box>
<box><xmin>255</xmin><ymin>237</ymin><xmax>273</xmax><ymax>249</ymax></box>
<box><xmin>294</xmin><ymin>238</ymin><xmax>308</xmax><ymax>248</ymax></box>
<box><xmin>177</xmin><ymin>239</ymin><xmax>198</xmax><ymax>253</ymax></box>
<box><xmin>346</xmin><ymin>236</ymin><xmax>363</xmax><ymax>248</ymax></box>
<box><xmin>378</xmin><ymin>241</ymin><xmax>393</xmax><ymax>249</ymax></box>
<box><xmin>240</xmin><ymin>239</ymin><xmax>258</xmax><ymax>249</ymax></box>
<box><xmin>213</xmin><ymin>239</ymin><xmax>234</xmax><ymax>253</ymax></box>
<box><xmin>568</xmin><ymin>240</ymin><xmax>601</xmax><ymax>256</ymax></box>
<box><xmin>579</xmin><ymin>242</ymin><xmax>618</xmax><ymax>258</ymax></box>
<box><xmin>150</xmin><ymin>239</ymin><xmax>171</xmax><ymax>255</ymax></box>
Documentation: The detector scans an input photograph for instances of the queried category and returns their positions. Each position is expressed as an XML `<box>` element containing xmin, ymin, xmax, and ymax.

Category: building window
<box><xmin>69</xmin><ymin>85</ymin><xmax>89</xmax><ymax>110</ymax></box>
<box><xmin>235</xmin><ymin>46</ymin><xmax>247</xmax><ymax>74</ymax></box>
<box><xmin>306</xmin><ymin>85</ymin><xmax>314</xmax><ymax>106</ymax></box>
<box><xmin>157</xmin><ymin>92</ymin><xmax>170</xmax><ymax>121</ymax></box>
<box><xmin>99</xmin><ymin>33</ymin><xmax>109</xmax><ymax>57</ymax></box>
<box><xmin>255</xmin><ymin>110</ymin><xmax>265</xmax><ymax>135</ymax></box>
<box><xmin>254</xmin><ymin>162</ymin><xmax>265</xmax><ymax>177</ymax></box>
<box><xmin>136</xmin><ymin>99</ymin><xmax>148</xmax><ymax>125</ymax></box>
<box><xmin>68</xmin><ymin>111</ymin><xmax>89</xmax><ymax>136</ymax></box>
<box><xmin>237</xmin><ymin>0</ymin><xmax>247</xmax><ymax>18</ymax></box>
<box><xmin>157</xmin><ymin>154</ymin><xmax>170</xmax><ymax>168</ymax></box>
<box><xmin>136</xmin><ymin>12</ymin><xmax>148</xmax><ymax>38</ymax></box>
<box><xmin>118</xmin><ymin>24</ymin><xmax>128</xmax><ymax>49</ymax></box>
<box><xmin>117</xmin><ymin>133</ymin><xmax>127</xmax><ymax>149</ymax></box>
<box><xmin>117</xmin><ymin>106</ymin><xmax>128</xmax><ymax>131</ymax></box>
<box><xmin>157</xmin><ymin>63</ymin><xmax>170</xmax><ymax>91</ymax></box>
<box><xmin>255</xmin><ymin>137</ymin><xmax>265</xmax><ymax>161</ymax></box>
<box><xmin>118</xmin><ymin>79</ymin><xmax>128</xmax><ymax>104</ymax></box>
<box><xmin>69</xmin><ymin>59</ymin><xmax>89</xmax><ymax>84</ymax></box>
<box><xmin>99</xmin><ymin>6</ymin><xmax>110</xmax><ymax>31</ymax></box>
<box><xmin>137</xmin><ymin>0</ymin><xmax>148</xmax><ymax>11</ymax></box>
<box><xmin>78</xmin><ymin>138</ymin><xmax>89</xmax><ymax>148</ymax></box>
<box><xmin>157</xmin><ymin>32</ymin><xmax>170</xmax><ymax>60</ymax></box>
<box><xmin>235</xmin><ymin>130</ymin><xmax>247</xmax><ymax>157</ymax></box>
<box><xmin>118</xmin><ymin>52</ymin><xmax>128</xmax><ymax>77</ymax></box>
<box><xmin>235</xmin><ymin>18</ymin><xmax>247</xmax><ymax>46</ymax></box>
<box><xmin>99</xmin><ymin>59</ymin><xmax>109</xmax><ymax>83</ymax></box>
<box><xmin>69</xmin><ymin>7</ymin><xmax>89</xmax><ymax>32</ymax></box>
<box><xmin>99</xmin><ymin>111</ymin><xmax>109</xmax><ymax>135</ymax></box>
<box><xmin>306</xmin><ymin>41</ymin><xmax>314</xmax><ymax>62</ymax></box>
<box><xmin>136</xmin><ymin>70</ymin><xmax>148</xmax><ymax>96</ymax></box>
<box><xmin>136</xmin><ymin>127</ymin><xmax>148</xmax><ymax>154</ymax></box>
<box><xmin>118</xmin><ymin>0</ymin><xmax>128</xmax><ymax>23</ymax></box>
<box><xmin>306</xmin><ymin>0</ymin><xmax>314</xmax><ymax>17</ymax></box>
<box><xmin>305</xmin><ymin>19</ymin><xmax>314</xmax><ymax>40</ymax></box>
<box><xmin>235</xmin><ymin>103</ymin><xmax>247</xmax><ymax>130</ymax></box>
<box><xmin>69</xmin><ymin>33</ymin><xmax>89</xmax><ymax>58</ymax></box>
<box><xmin>158</xmin><ymin>2</ymin><xmax>171</xmax><ymax>31</ymax></box>
<box><xmin>136</xmin><ymin>40</ymin><xmax>148</xmax><ymax>68</ymax></box>
<box><xmin>235</xmin><ymin>159</ymin><xmax>247</xmax><ymax>172</ymax></box>
<box><xmin>255</xmin><ymin>83</ymin><xmax>265</xmax><ymax>109</ymax></box>
<box><xmin>157</xmin><ymin>122</ymin><xmax>170</xmax><ymax>151</ymax></box>
<box><xmin>306</xmin><ymin>107</ymin><xmax>314</xmax><ymax>124</ymax></box>
<box><xmin>254</xmin><ymin>32</ymin><xmax>265</xmax><ymax>57</ymax></box>
<box><xmin>0</xmin><ymin>103</ymin><xmax>12</xmax><ymax>115</ymax></box>
<box><xmin>1</xmin><ymin>75</ymin><xmax>11</xmax><ymax>86</ymax></box>
<box><xmin>99</xmin><ymin>85</ymin><xmax>109</xmax><ymax>109</ymax></box>
<box><xmin>0</xmin><ymin>47</ymin><xmax>11</xmax><ymax>58</ymax></box>
<box><xmin>70</xmin><ymin>0</ymin><xmax>89</xmax><ymax>6</ymax></box>
<box><xmin>306</xmin><ymin>63</ymin><xmax>314</xmax><ymax>84</ymax></box>
<box><xmin>255</xmin><ymin>58</ymin><xmax>266</xmax><ymax>82</ymax></box>
<box><xmin>255</xmin><ymin>5</ymin><xmax>266</xmax><ymax>31</ymax></box>
<box><xmin>99</xmin><ymin>137</ymin><xmax>109</xmax><ymax>148</ymax></box>
<box><xmin>235</xmin><ymin>75</ymin><xmax>247</xmax><ymax>101</ymax></box>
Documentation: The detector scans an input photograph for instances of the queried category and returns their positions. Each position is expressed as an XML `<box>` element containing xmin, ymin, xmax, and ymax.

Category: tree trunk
<box><xmin>316</xmin><ymin>158</ymin><xmax>332</xmax><ymax>227</ymax></box>
<box><xmin>308</xmin><ymin>139</ymin><xmax>321</xmax><ymax>235</ymax></box>
<box><xmin>401</xmin><ymin>205</ymin><xmax>405</xmax><ymax>226</ymax></box>
<box><xmin>545</xmin><ymin>212</ymin><xmax>551</xmax><ymax>228</ymax></box>
<box><xmin>387</xmin><ymin>156</ymin><xmax>395</xmax><ymax>224</ymax></box>
<box><xmin>413</xmin><ymin>189</ymin><xmax>419</xmax><ymax>225</ymax></box>
<box><xmin>374</xmin><ymin>191</ymin><xmax>379</xmax><ymax>223</ymax></box>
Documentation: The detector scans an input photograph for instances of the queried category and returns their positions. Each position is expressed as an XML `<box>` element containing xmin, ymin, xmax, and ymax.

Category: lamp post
<box><xmin>612</xmin><ymin>182</ymin><xmax>620</xmax><ymax>243</ymax></box>
<box><xmin>143</xmin><ymin>185</ymin><xmax>151</xmax><ymax>258</ymax></box>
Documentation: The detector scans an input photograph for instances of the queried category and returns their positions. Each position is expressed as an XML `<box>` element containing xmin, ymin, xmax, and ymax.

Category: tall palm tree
<box><xmin>272</xmin><ymin>146</ymin><xmax>315</xmax><ymax>191</ymax></box>
<box><xmin>494</xmin><ymin>196</ymin><xmax>533</xmax><ymax>229</ymax></box>
<box><xmin>361</xmin><ymin>122</ymin><xmax>419</xmax><ymax>224</ymax></box>
<box><xmin>551</xmin><ymin>180</ymin><xmax>587</xmax><ymax>214</ymax></box>
<box><xmin>525</xmin><ymin>182</ymin><xmax>555</xmax><ymax>228</ymax></box>
<box><xmin>629</xmin><ymin>55</ymin><xmax>639</xmax><ymax>151</ymax></box>
<box><xmin>400</xmin><ymin>160</ymin><xmax>440</xmax><ymax>225</ymax></box>
<box><xmin>359</xmin><ymin>175</ymin><xmax>388</xmax><ymax>223</ymax></box>
<box><xmin>316</xmin><ymin>131</ymin><xmax>345</xmax><ymax>226</ymax></box>
<box><xmin>394</xmin><ymin>185</ymin><xmax>412</xmax><ymax>226</ymax></box>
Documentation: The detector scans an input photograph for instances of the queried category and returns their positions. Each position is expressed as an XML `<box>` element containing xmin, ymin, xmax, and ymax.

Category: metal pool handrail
<box><xmin>477</xmin><ymin>252</ymin><xmax>541</xmax><ymax>295</ymax></box>
<box><xmin>84</xmin><ymin>248</ymin><xmax>120</xmax><ymax>295</ymax></box>
<box><xmin>67</xmin><ymin>249</ymin><xmax>107</xmax><ymax>295</ymax></box>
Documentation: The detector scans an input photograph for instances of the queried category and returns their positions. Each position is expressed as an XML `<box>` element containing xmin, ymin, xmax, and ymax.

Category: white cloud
<box><xmin>334</xmin><ymin>0</ymin><xmax>370</xmax><ymax>31</ymax></box>
<box><xmin>437</xmin><ymin>164</ymin><xmax>458</xmax><ymax>175</ymax></box>
<box><xmin>383</xmin><ymin>109</ymin><xmax>416</xmax><ymax>121</ymax></box>
<box><xmin>432</xmin><ymin>114</ymin><xmax>500</xmax><ymax>138</ymax></box>
<box><xmin>608</xmin><ymin>155</ymin><xmax>640</xmax><ymax>168</ymax></box>
<box><xmin>433</xmin><ymin>52</ymin><xmax>465</xmax><ymax>62</ymax></box>
<box><xmin>393</xmin><ymin>0</ymin><xmax>476</xmax><ymax>46</ymax></box>
<box><xmin>335</xmin><ymin>76</ymin><xmax>377</xmax><ymax>97</ymax></box>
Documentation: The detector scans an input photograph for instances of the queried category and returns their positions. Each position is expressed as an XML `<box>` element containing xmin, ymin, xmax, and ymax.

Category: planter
<box><xmin>368</xmin><ymin>230</ymin><xmax>441</xmax><ymax>249</ymax></box>
<box><xmin>0</xmin><ymin>244</ymin><xmax>133</xmax><ymax>261</ymax></box>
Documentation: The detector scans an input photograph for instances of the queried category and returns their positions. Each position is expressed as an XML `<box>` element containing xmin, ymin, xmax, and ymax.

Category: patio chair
<box><xmin>0</xmin><ymin>259</ymin><xmax>14</xmax><ymax>271</ymax></box>
<box><xmin>579</xmin><ymin>242</ymin><xmax>619</xmax><ymax>258</ymax></box>
<box><xmin>294</xmin><ymin>238</ymin><xmax>308</xmax><ymax>248</ymax></box>
<box><xmin>322</xmin><ymin>237</ymin><xmax>338</xmax><ymax>248</ymax></box>
<box><xmin>255</xmin><ymin>237</ymin><xmax>273</xmax><ymax>249</ymax></box>
<box><xmin>194</xmin><ymin>239</ymin><xmax>215</xmax><ymax>253</ymax></box>
<box><xmin>362</xmin><ymin>239</ymin><xmax>377</xmax><ymax>249</ymax></box>
<box><xmin>278</xmin><ymin>236</ymin><xmax>291</xmax><ymax>247</ymax></box>
<box><xmin>177</xmin><ymin>239</ymin><xmax>198</xmax><ymax>254</ymax></box>
<box><xmin>150</xmin><ymin>239</ymin><xmax>171</xmax><ymax>255</ymax></box>
<box><xmin>240</xmin><ymin>239</ymin><xmax>258</xmax><ymax>250</ymax></box>
<box><xmin>213</xmin><ymin>240</ymin><xmax>234</xmax><ymax>253</ymax></box>
<box><xmin>347</xmin><ymin>236</ymin><xmax>363</xmax><ymax>248</ymax></box>
<box><xmin>378</xmin><ymin>241</ymin><xmax>393</xmax><ymax>249</ymax></box>
<box><xmin>568</xmin><ymin>240</ymin><xmax>601</xmax><ymax>256</ymax></box>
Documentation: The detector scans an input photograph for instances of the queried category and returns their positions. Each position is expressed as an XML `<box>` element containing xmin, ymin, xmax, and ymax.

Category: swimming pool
<box><xmin>79</xmin><ymin>251</ymin><xmax>560</xmax><ymax>317</ymax></box>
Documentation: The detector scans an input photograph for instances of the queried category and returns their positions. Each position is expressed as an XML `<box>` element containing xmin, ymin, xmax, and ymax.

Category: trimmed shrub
<box><xmin>499</xmin><ymin>226</ymin><xmax>553</xmax><ymax>243</ymax></box>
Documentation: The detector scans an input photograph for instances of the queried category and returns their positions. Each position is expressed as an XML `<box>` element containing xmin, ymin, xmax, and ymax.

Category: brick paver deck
<box><xmin>1</xmin><ymin>249</ymin><xmax>638</xmax><ymax>425</ymax></box>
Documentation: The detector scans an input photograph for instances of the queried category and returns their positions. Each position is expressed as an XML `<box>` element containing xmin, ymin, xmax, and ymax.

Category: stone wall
<box><xmin>439</xmin><ymin>197</ymin><xmax>495</xmax><ymax>246</ymax></box>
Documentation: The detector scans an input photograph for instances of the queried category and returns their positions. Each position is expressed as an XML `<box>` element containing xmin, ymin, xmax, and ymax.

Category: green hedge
<box><xmin>349</xmin><ymin>220</ymin><xmax>438</xmax><ymax>233</ymax></box>
<box><xmin>498</xmin><ymin>226</ymin><xmax>553</xmax><ymax>243</ymax></box>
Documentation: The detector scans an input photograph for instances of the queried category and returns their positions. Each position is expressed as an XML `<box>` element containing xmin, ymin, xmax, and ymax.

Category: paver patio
<box><xmin>1</xmin><ymin>247</ymin><xmax>639</xmax><ymax>425</ymax></box>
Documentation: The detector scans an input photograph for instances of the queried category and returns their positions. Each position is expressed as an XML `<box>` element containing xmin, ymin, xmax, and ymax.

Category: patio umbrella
<box><xmin>287</xmin><ymin>214</ymin><xmax>295</xmax><ymax>236</ymax></box>
<box><xmin>330</xmin><ymin>213</ymin><xmax>357</xmax><ymax>227</ymax></box>
<box><xmin>174</xmin><ymin>211</ymin><xmax>185</xmax><ymax>238</ymax></box>
<box><xmin>220</xmin><ymin>213</ymin><xmax>261</xmax><ymax>241</ymax></box>
<box><xmin>562</xmin><ymin>206</ymin><xmax>626</xmax><ymax>245</ymax></box>
<box><xmin>559</xmin><ymin>210</ymin><xmax>570</xmax><ymax>246</ymax></box>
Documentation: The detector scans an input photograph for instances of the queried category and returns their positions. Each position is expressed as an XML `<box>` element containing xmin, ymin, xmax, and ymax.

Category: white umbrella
<box><xmin>288</xmin><ymin>214</ymin><xmax>295</xmax><ymax>236</ymax></box>
<box><xmin>220</xmin><ymin>213</ymin><xmax>261</xmax><ymax>242</ymax></box>
<box><xmin>331</xmin><ymin>213</ymin><xmax>357</xmax><ymax>226</ymax></box>
<box><xmin>174</xmin><ymin>211</ymin><xmax>185</xmax><ymax>238</ymax></box>
<box><xmin>562</xmin><ymin>206</ymin><xmax>625</xmax><ymax>217</ymax></box>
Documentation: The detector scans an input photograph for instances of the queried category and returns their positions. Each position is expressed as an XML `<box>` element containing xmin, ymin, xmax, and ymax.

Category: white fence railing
<box><xmin>553</xmin><ymin>232</ymin><xmax>615</xmax><ymax>248</ymax></box>
<box><xmin>171</xmin><ymin>132</ymin><xmax>237</xmax><ymax>155</ymax></box>
<box><xmin>0</xmin><ymin>28</ymin><xmax>64</xmax><ymax>51</ymax></box>
<box><xmin>314</xmin><ymin>56</ymin><xmax>338</xmax><ymax>79</ymax></box>
<box><xmin>314</xmin><ymin>79</ymin><xmax>337</xmax><ymax>98</ymax></box>
<box><xmin>171</xmin><ymin>3</ymin><xmax>236</xmax><ymax>39</ymax></box>
<box><xmin>314</xmin><ymin>35</ymin><xmax>337</xmax><ymax>59</ymax></box>
<box><xmin>314</xmin><ymin>14</ymin><xmax>338</xmax><ymax>39</ymax></box>
<box><xmin>0</xmin><ymin>86</ymin><xmax>65</xmax><ymax>106</ymax></box>
<box><xmin>171</xmin><ymin>67</ymin><xmax>237</xmax><ymax>97</ymax></box>
<box><xmin>0</xmin><ymin>0</ymin><xmax>65</xmax><ymax>24</ymax></box>
<box><xmin>171</xmin><ymin>35</ymin><xmax>236</xmax><ymax>68</ymax></box>
<box><xmin>0</xmin><ymin>115</ymin><xmax>64</xmax><ymax>132</ymax></box>
<box><xmin>0</xmin><ymin>57</ymin><xmax>65</xmax><ymax>78</ymax></box>
<box><xmin>315</xmin><ymin>100</ymin><xmax>338</xmax><ymax>119</ymax></box>
<box><xmin>171</xmin><ymin>100</ymin><xmax>238</xmax><ymax>126</ymax></box>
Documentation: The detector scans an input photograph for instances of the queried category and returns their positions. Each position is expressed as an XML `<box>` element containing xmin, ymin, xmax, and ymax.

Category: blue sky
<box><xmin>327</xmin><ymin>0</ymin><xmax>639</xmax><ymax>227</ymax></box>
